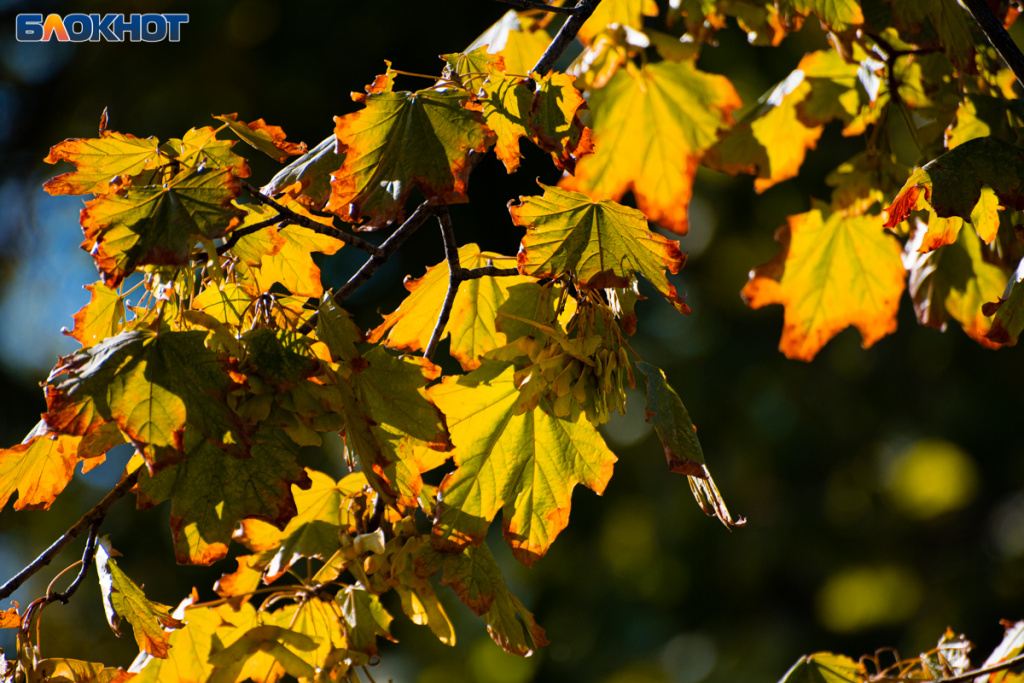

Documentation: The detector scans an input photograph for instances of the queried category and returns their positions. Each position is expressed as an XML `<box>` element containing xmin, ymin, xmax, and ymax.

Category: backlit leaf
<box><xmin>165</xmin><ymin>126</ymin><xmax>251</xmax><ymax>177</ymax></box>
<box><xmin>271</xmin><ymin>596</ymin><xmax>350</xmax><ymax>676</ymax></box>
<box><xmin>95</xmin><ymin>536</ymin><xmax>182</xmax><ymax>658</ymax></box>
<box><xmin>743</xmin><ymin>205</ymin><xmax>906</xmax><ymax>361</ymax></box>
<box><xmin>777</xmin><ymin>652</ymin><xmax>862</xmax><ymax>683</ymax></box>
<box><xmin>0</xmin><ymin>421</ymin><xmax>83</xmax><ymax>512</ymax></box>
<box><xmin>262</xmin><ymin>135</ymin><xmax>343</xmax><ymax>209</ymax></box>
<box><xmin>904</xmin><ymin>220</ymin><xmax>1008</xmax><ymax>346</ymax></box>
<box><xmin>327</xmin><ymin>87</ymin><xmax>491</xmax><ymax>227</ymax></box>
<box><xmin>429</xmin><ymin>362</ymin><xmax>617</xmax><ymax>566</ymax></box>
<box><xmin>791</xmin><ymin>0</ymin><xmax>864</xmax><ymax>31</ymax></box>
<box><xmin>136</xmin><ymin>427</ymin><xmax>311</xmax><ymax>565</ymax></box>
<box><xmin>891</xmin><ymin>0</ymin><xmax>975</xmax><ymax>69</ymax></box>
<box><xmin>579</xmin><ymin>0</ymin><xmax>659</xmax><ymax>44</ymax></box>
<box><xmin>511</xmin><ymin>184</ymin><xmax>690</xmax><ymax>313</ymax></box>
<box><xmin>339</xmin><ymin>586</ymin><xmax>395</xmax><ymax>658</ymax></box>
<box><xmin>985</xmin><ymin>258</ymin><xmax>1024</xmax><ymax>345</ymax></box>
<box><xmin>34</xmin><ymin>658</ymin><xmax>131</xmax><ymax>683</ymax></box>
<box><xmin>560</xmin><ymin>61</ymin><xmax>741</xmax><ymax>234</ymax></box>
<box><xmin>46</xmin><ymin>329</ymin><xmax>246</xmax><ymax>472</ymax></box>
<box><xmin>214</xmin><ymin>113</ymin><xmax>307</xmax><ymax>163</ymax></box>
<box><xmin>80</xmin><ymin>167</ymin><xmax>243</xmax><ymax>286</ymax></box>
<box><xmin>64</xmin><ymin>282</ymin><xmax>125</xmax><ymax>348</ymax></box>
<box><xmin>369</xmin><ymin>244</ymin><xmax>529</xmax><ymax>369</ymax></box>
<box><xmin>634</xmin><ymin>362</ymin><xmax>704</xmax><ymax>475</ymax></box>
<box><xmin>466</xmin><ymin>10</ymin><xmax>551</xmax><ymax>75</ymax></box>
<box><xmin>479</xmin><ymin>69</ymin><xmax>591</xmax><ymax>173</ymax></box>
<box><xmin>44</xmin><ymin>131</ymin><xmax>161</xmax><ymax>196</ymax></box>
<box><xmin>208</xmin><ymin>624</ymin><xmax>316</xmax><ymax>683</ymax></box>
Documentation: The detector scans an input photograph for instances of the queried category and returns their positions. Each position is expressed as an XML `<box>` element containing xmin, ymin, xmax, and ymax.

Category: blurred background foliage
<box><xmin>1</xmin><ymin>0</ymin><xmax>1023</xmax><ymax>681</ymax></box>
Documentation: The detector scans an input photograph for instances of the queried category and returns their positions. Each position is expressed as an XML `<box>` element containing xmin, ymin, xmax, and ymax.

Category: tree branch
<box><xmin>241</xmin><ymin>180</ymin><xmax>386</xmax><ymax>258</ymax></box>
<box><xmin>496</xmin><ymin>0</ymin><xmax>580</xmax><ymax>15</ymax></box>
<box><xmin>44</xmin><ymin>521</ymin><xmax>101</xmax><ymax>606</ymax></box>
<box><xmin>961</xmin><ymin>0</ymin><xmax>1024</xmax><ymax>90</ymax></box>
<box><xmin>424</xmin><ymin>207</ymin><xmax>463</xmax><ymax>360</ymax></box>
<box><xmin>530</xmin><ymin>0</ymin><xmax>604</xmax><ymax>76</ymax></box>
<box><xmin>296</xmin><ymin>202</ymin><xmax>438</xmax><ymax>334</ymax></box>
<box><xmin>0</xmin><ymin>469</ymin><xmax>141</xmax><ymax>602</ymax></box>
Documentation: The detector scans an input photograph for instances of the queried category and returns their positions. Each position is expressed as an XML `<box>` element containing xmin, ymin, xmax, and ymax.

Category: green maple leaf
<box><xmin>137</xmin><ymin>427</ymin><xmax>311</xmax><ymax>565</ymax></box>
<box><xmin>46</xmin><ymin>329</ymin><xmax>246</xmax><ymax>472</ymax></box>
<box><xmin>790</xmin><ymin>0</ymin><xmax>863</xmax><ymax>31</ymax></box>
<box><xmin>428</xmin><ymin>362</ymin><xmax>616</xmax><ymax>566</ymax></box>
<box><xmin>262</xmin><ymin>134</ymin><xmax>343</xmax><ymax>209</ymax></box>
<box><xmin>162</xmin><ymin>126</ymin><xmax>251</xmax><ymax>177</ymax></box>
<box><xmin>635</xmin><ymin>362</ymin><xmax>704</xmax><ymax>475</ymax></box>
<box><xmin>369</xmin><ymin>244</ymin><xmax>530</xmax><ymax>370</ymax></box>
<box><xmin>339</xmin><ymin>586</ymin><xmax>395</xmax><ymax>658</ymax></box>
<box><xmin>95</xmin><ymin>536</ymin><xmax>183</xmax><ymax>658</ymax></box>
<box><xmin>80</xmin><ymin>167</ymin><xmax>243</xmax><ymax>286</ymax></box>
<box><xmin>778</xmin><ymin>653</ymin><xmax>862</xmax><ymax>683</ymax></box>
<box><xmin>512</xmin><ymin>184</ymin><xmax>690</xmax><ymax>313</ymax></box>
<box><xmin>327</xmin><ymin>87</ymin><xmax>491</xmax><ymax>227</ymax></box>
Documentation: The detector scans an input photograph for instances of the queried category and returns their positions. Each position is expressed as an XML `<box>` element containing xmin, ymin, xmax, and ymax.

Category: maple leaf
<box><xmin>791</xmin><ymin>0</ymin><xmax>864</xmax><ymax>31</ymax></box>
<box><xmin>580</xmin><ymin>0</ymin><xmax>660</xmax><ymax>44</ymax></box>
<box><xmin>214</xmin><ymin>113</ymin><xmax>307</xmax><ymax>162</ymax></box>
<box><xmin>64</xmin><ymin>282</ymin><xmax>125</xmax><ymax>348</ymax></box>
<box><xmin>339</xmin><ymin>586</ymin><xmax>396</xmax><ymax>658</ymax></box>
<box><xmin>779</xmin><ymin>652</ymin><xmax>863</xmax><ymax>683</ymax></box>
<box><xmin>511</xmin><ymin>184</ymin><xmax>690</xmax><ymax>313</ymax></box>
<box><xmin>193</xmin><ymin>283</ymin><xmax>252</xmax><ymax>326</ymax></box>
<box><xmin>742</xmin><ymin>204</ymin><xmax>906</xmax><ymax>361</ymax></box>
<box><xmin>417</xmin><ymin>542</ymin><xmax>548</xmax><ymax>655</ymax></box>
<box><xmin>234</xmin><ymin>469</ymin><xmax>367</xmax><ymax>577</ymax></box>
<box><xmin>0</xmin><ymin>421</ymin><xmax>83</xmax><ymax>512</ymax></box>
<box><xmin>132</xmin><ymin>600</ymin><xmax>223</xmax><ymax>683</ymax></box>
<box><xmin>33</xmin><ymin>658</ymin><xmax>131</xmax><ymax>683</ymax></box>
<box><xmin>230</xmin><ymin>200</ymin><xmax>344</xmax><ymax>297</ymax></box>
<box><xmin>80</xmin><ymin>167</ymin><xmax>243</xmax><ymax>286</ymax></box>
<box><xmin>163</xmin><ymin>126</ymin><xmax>251</xmax><ymax>177</ymax></box>
<box><xmin>466</xmin><ymin>10</ymin><xmax>551</xmax><ymax>75</ymax></box>
<box><xmin>479</xmin><ymin>69</ymin><xmax>591</xmax><ymax>173</ymax></box>
<box><xmin>262</xmin><ymin>135</ymin><xmax>342</xmax><ymax>209</ymax></box>
<box><xmin>46</xmin><ymin>329</ymin><xmax>246</xmax><ymax>473</ymax></box>
<box><xmin>208</xmin><ymin>624</ymin><xmax>317</xmax><ymax>683</ymax></box>
<box><xmin>370</xmin><ymin>244</ymin><xmax>530</xmax><ymax>370</ymax></box>
<box><xmin>705</xmin><ymin>49</ymin><xmax>872</xmax><ymax>194</ymax></box>
<box><xmin>634</xmin><ymin>362</ymin><xmax>704</xmax><ymax>476</ymax></box>
<box><xmin>271</xmin><ymin>596</ymin><xmax>350</xmax><ymax>675</ymax></box>
<box><xmin>985</xmin><ymin>258</ymin><xmax>1024</xmax><ymax>345</ymax></box>
<box><xmin>44</xmin><ymin>131</ymin><xmax>161</xmax><ymax>196</ymax></box>
<box><xmin>95</xmin><ymin>536</ymin><xmax>182</xmax><ymax>658</ymax></box>
<box><xmin>890</xmin><ymin>0</ymin><xmax>975</xmax><ymax>69</ymax></box>
<box><xmin>327</xmin><ymin>87</ymin><xmax>491</xmax><ymax>227</ymax></box>
<box><xmin>945</xmin><ymin>94</ymin><xmax>1024</xmax><ymax>151</ymax></box>
<box><xmin>429</xmin><ymin>362</ymin><xmax>617</xmax><ymax>567</ymax></box>
<box><xmin>904</xmin><ymin>220</ymin><xmax>1008</xmax><ymax>347</ymax></box>
<box><xmin>137</xmin><ymin>427</ymin><xmax>311</xmax><ymax>565</ymax></box>
<box><xmin>338</xmin><ymin>347</ymin><xmax>450</xmax><ymax>507</ymax></box>
<box><xmin>559</xmin><ymin>61</ymin><xmax>741</xmax><ymax>234</ymax></box>
<box><xmin>884</xmin><ymin>137</ymin><xmax>1024</xmax><ymax>250</ymax></box>
<box><xmin>0</xmin><ymin>605</ymin><xmax>18</xmax><ymax>629</ymax></box>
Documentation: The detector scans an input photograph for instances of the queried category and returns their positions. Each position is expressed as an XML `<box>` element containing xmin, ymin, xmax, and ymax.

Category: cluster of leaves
<box><xmin>779</xmin><ymin>619</ymin><xmax>1024</xmax><ymax>682</ymax></box>
<box><xmin>3</xmin><ymin>0</ymin><xmax>1024</xmax><ymax>679</ymax></box>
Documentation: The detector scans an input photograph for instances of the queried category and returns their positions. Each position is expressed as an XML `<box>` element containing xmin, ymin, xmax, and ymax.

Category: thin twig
<box><xmin>424</xmin><ymin>207</ymin><xmax>463</xmax><ymax>360</ymax></box>
<box><xmin>464</xmin><ymin>264</ymin><xmax>520</xmax><ymax>279</ymax></box>
<box><xmin>530</xmin><ymin>0</ymin><xmax>605</xmax><ymax>76</ymax></box>
<box><xmin>296</xmin><ymin>202</ymin><xmax>438</xmax><ymax>335</ymax></box>
<box><xmin>211</xmin><ymin>216</ymin><xmax>284</xmax><ymax>257</ymax></box>
<box><xmin>496</xmin><ymin>0</ymin><xmax>580</xmax><ymax>15</ymax></box>
<box><xmin>241</xmin><ymin>180</ymin><xmax>385</xmax><ymax>258</ymax></box>
<box><xmin>0</xmin><ymin>469</ymin><xmax>141</xmax><ymax>602</ymax></box>
<box><xmin>961</xmin><ymin>0</ymin><xmax>1024</xmax><ymax>90</ymax></box>
<box><xmin>45</xmin><ymin>521</ymin><xmax>101</xmax><ymax>606</ymax></box>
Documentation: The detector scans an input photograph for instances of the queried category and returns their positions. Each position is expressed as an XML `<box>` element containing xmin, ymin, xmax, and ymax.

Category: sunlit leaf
<box><xmin>634</xmin><ymin>362</ymin><xmax>704</xmax><ymax>475</ymax></box>
<box><xmin>327</xmin><ymin>87</ymin><xmax>491</xmax><ymax>227</ymax></box>
<box><xmin>560</xmin><ymin>61</ymin><xmax>741</xmax><ymax>234</ymax></box>
<box><xmin>0</xmin><ymin>421</ymin><xmax>83</xmax><ymax>512</ymax></box>
<box><xmin>208</xmin><ymin>624</ymin><xmax>316</xmax><ymax>683</ymax></box>
<box><xmin>791</xmin><ymin>0</ymin><xmax>863</xmax><ymax>31</ymax></box>
<box><xmin>79</xmin><ymin>167</ymin><xmax>243</xmax><ymax>286</ymax></box>
<box><xmin>369</xmin><ymin>244</ymin><xmax>530</xmax><ymax>370</ymax></box>
<box><xmin>214</xmin><ymin>113</ymin><xmax>307</xmax><ymax>163</ymax></box>
<box><xmin>578</xmin><ymin>0</ymin><xmax>659</xmax><ymax>44</ymax></box>
<box><xmin>64</xmin><ymin>282</ymin><xmax>125</xmax><ymax>348</ymax></box>
<box><xmin>136</xmin><ymin>427</ymin><xmax>311</xmax><ymax>565</ymax></box>
<box><xmin>891</xmin><ymin>0</ymin><xmax>975</xmax><ymax>69</ymax></box>
<box><xmin>262</xmin><ymin>135</ymin><xmax>343</xmax><ymax>209</ymax></box>
<box><xmin>35</xmin><ymin>658</ymin><xmax>131</xmax><ymax>683</ymax></box>
<box><xmin>339</xmin><ymin>586</ymin><xmax>395</xmax><ymax>658</ymax></box>
<box><xmin>985</xmin><ymin>257</ymin><xmax>1024</xmax><ymax>345</ymax></box>
<box><xmin>95</xmin><ymin>536</ymin><xmax>182</xmax><ymax>658</ymax></box>
<box><xmin>44</xmin><ymin>131</ymin><xmax>161</xmax><ymax>196</ymax></box>
<box><xmin>429</xmin><ymin>362</ymin><xmax>616</xmax><ymax>566</ymax></box>
<box><xmin>777</xmin><ymin>652</ymin><xmax>862</xmax><ymax>683</ymax></box>
<box><xmin>512</xmin><ymin>184</ymin><xmax>689</xmax><ymax>313</ymax></box>
<box><xmin>271</xmin><ymin>596</ymin><xmax>350</xmax><ymax>676</ymax></box>
<box><xmin>465</xmin><ymin>10</ymin><xmax>551</xmax><ymax>75</ymax></box>
<box><xmin>743</xmin><ymin>204</ymin><xmax>906</xmax><ymax>361</ymax></box>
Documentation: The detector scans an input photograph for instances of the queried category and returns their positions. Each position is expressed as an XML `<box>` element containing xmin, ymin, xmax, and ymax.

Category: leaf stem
<box><xmin>424</xmin><ymin>207</ymin><xmax>463</xmax><ymax>360</ymax></box>
<box><xmin>530</xmin><ymin>0</ymin><xmax>605</xmax><ymax>76</ymax></box>
<box><xmin>0</xmin><ymin>469</ymin><xmax>140</xmax><ymax>602</ymax></box>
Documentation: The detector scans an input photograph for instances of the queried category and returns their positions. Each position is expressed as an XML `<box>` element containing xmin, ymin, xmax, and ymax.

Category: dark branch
<box><xmin>530</xmin><ymin>0</ymin><xmax>605</xmax><ymax>76</ymax></box>
<box><xmin>464</xmin><ymin>264</ymin><xmax>520</xmax><ymax>279</ymax></box>
<box><xmin>297</xmin><ymin>202</ymin><xmax>438</xmax><ymax>334</ymax></box>
<box><xmin>241</xmin><ymin>180</ymin><xmax>386</xmax><ymax>258</ymax></box>
<box><xmin>0</xmin><ymin>469</ymin><xmax>141</xmax><ymax>602</ymax></box>
<box><xmin>45</xmin><ymin>521</ymin><xmax>101</xmax><ymax>606</ymax></box>
<box><xmin>213</xmin><ymin>216</ymin><xmax>284</xmax><ymax>257</ymax></box>
<box><xmin>961</xmin><ymin>0</ymin><xmax>1024</xmax><ymax>90</ymax></box>
<box><xmin>496</xmin><ymin>0</ymin><xmax>580</xmax><ymax>15</ymax></box>
<box><xmin>424</xmin><ymin>207</ymin><xmax>462</xmax><ymax>360</ymax></box>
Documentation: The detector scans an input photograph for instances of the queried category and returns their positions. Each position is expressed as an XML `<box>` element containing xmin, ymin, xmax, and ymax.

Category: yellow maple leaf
<box><xmin>743</xmin><ymin>205</ymin><xmax>906</xmax><ymax>361</ymax></box>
